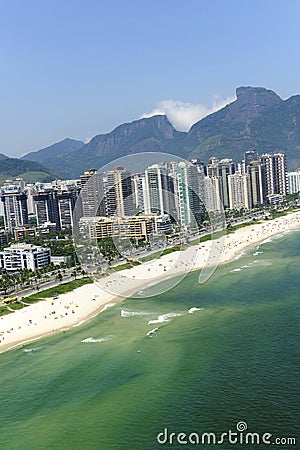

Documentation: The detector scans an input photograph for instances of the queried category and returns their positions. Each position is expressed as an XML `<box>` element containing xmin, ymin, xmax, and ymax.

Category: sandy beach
<box><xmin>1</xmin><ymin>211</ymin><xmax>300</xmax><ymax>353</ymax></box>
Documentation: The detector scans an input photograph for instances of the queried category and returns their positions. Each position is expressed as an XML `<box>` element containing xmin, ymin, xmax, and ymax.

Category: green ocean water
<box><xmin>0</xmin><ymin>231</ymin><xmax>299</xmax><ymax>450</ymax></box>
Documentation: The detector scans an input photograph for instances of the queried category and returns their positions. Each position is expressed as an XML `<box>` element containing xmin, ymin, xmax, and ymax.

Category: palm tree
<box><xmin>71</xmin><ymin>269</ymin><xmax>77</xmax><ymax>280</ymax></box>
<box><xmin>56</xmin><ymin>271</ymin><xmax>63</xmax><ymax>284</ymax></box>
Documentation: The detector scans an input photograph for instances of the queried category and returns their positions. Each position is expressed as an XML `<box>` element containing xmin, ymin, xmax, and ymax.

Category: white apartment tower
<box><xmin>260</xmin><ymin>153</ymin><xmax>287</xmax><ymax>198</ymax></box>
<box><xmin>131</xmin><ymin>173</ymin><xmax>150</xmax><ymax>214</ymax></box>
<box><xmin>228</xmin><ymin>173</ymin><xmax>252</xmax><ymax>210</ymax></box>
<box><xmin>204</xmin><ymin>176</ymin><xmax>222</xmax><ymax>212</ymax></box>
<box><xmin>144</xmin><ymin>163</ymin><xmax>175</xmax><ymax>216</ymax></box>
<box><xmin>80</xmin><ymin>169</ymin><xmax>105</xmax><ymax>217</ymax></box>
<box><xmin>106</xmin><ymin>167</ymin><xmax>134</xmax><ymax>217</ymax></box>
<box><xmin>173</xmin><ymin>162</ymin><xmax>203</xmax><ymax>228</ymax></box>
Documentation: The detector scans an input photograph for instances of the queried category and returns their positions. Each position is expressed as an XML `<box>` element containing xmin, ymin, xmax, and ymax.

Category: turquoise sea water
<box><xmin>0</xmin><ymin>231</ymin><xmax>299</xmax><ymax>450</ymax></box>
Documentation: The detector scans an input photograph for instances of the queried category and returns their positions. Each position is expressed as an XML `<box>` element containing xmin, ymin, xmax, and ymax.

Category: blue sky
<box><xmin>1</xmin><ymin>0</ymin><xmax>300</xmax><ymax>157</ymax></box>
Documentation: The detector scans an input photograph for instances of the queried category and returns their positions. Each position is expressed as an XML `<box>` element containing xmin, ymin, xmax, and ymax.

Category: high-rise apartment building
<box><xmin>204</xmin><ymin>176</ymin><xmax>222</xmax><ymax>212</ymax></box>
<box><xmin>1</xmin><ymin>187</ymin><xmax>28</xmax><ymax>232</ymax></box>
<box><xmin>206</xmin><ymin>158</ymin><xmax>236</xmax><ymax>209</ymax></box>
<box><xmin>80</xmin><ymin>169</ymin><xmax>105</xmax><ymax>217</ymax></box>
<box><xmin>260</xmin><ymin>153</ymin><xmax>287</xmax><ymax>198</ymax></box>
<box><xmin>173</xmin><ymin>162</ymin><xmax>203</xmax><ymax>228</ymax></box>
<box><xmin>228</xmin><ymin>173</ymin><xmax>252</xmax><ymax>210</ymax></box>
<box><xmin>106</xmin><ymin>167</ymin><xmax>134</xmax><ymax>217</ymax></box>
<box><xmin>247</xmin><ymin>160</ymin><xmax>267</xmax><ymax>207</ymax></box>
<box><xmin>190</xmin><ymin>158</ymin><xmax>206</xmax><ymax>206</ymax></box>
<box><xmin>132</xmin><ymin>173</ymin><xmax>150</xmax><ymax>214</ymax></box>
<box><xmin>144</xmin><ymin>163</ymin><xmax>175</xmax><ymax>217</ymax></box>
<box><xmin>217</xmin><ymin>159</ymin><xmax>236</xmax><ymax>208</ymax></box>
<box><xmin>57</xmin><ymin>188</ymin><xmax>78</xmax><ymax>229</ymax></box>
<box><xmin>33</xmin><ymin>189</ymin><xmax>59</xmax><ymax>228</ymax></box>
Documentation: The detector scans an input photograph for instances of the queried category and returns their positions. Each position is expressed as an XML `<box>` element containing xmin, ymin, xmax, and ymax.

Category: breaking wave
<box><xmin>146</xmin><ymin>327</ymin><xmax>159</xmax><ymax>337</ymax></box>
<box><xmin>121</xmin><ymin>309</ymin><xmax>153</xmax><ymax>318</ymax></box>
<box><xmin>188</xmin><ymin>307</ymin><xmax>204</xmax><ymax>314</ymax></box>
<box><xmin>81</xmin><ymin>336</ymin><xmax>112</xmax><ymax>343</ymax></box>
<box><xmin>148</xmin><ymin>312</ymin><xmax>182</xmax><ymax>325</ymax></box>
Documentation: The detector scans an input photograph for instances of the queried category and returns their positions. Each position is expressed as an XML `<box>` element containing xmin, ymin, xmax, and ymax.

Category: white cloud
<box><xmin>141</xmin><ymin>94</ymin><xmax>236</xmax><ymax>131</ymax></box>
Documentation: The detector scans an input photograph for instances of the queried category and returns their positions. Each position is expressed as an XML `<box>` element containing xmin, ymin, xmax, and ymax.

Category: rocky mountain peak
<box><xmin>236</xmin><ymin>86</ymin><xmax>282</xmax><ymax>108</ymax></box>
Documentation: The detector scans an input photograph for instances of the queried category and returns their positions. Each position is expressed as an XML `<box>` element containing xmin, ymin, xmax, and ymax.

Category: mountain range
<box><xmin>10</xmin><ymin>86</ymin><xmax>300</xmax><ymax>179</ymax></box>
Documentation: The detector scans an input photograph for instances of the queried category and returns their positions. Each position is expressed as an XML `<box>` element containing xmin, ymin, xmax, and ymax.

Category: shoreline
<box><xmin>1</xmin><ymin>211</ymin><xmax>300</xmax><ymax>354</ymax></box>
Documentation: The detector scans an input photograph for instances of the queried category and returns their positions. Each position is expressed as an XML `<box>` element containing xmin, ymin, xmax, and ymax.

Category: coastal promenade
<box><xmin>1</xmin><ymin>211</ymin><xmax>300</xmax><ymax>354</ymax></box>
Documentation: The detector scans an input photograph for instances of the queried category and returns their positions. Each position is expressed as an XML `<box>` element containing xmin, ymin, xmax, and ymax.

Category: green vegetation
<box><xmin>112</xmin><ymin>261</ymin><xmax>141</xmax><ymax>272</ymax></box>
<box><xmin>227</xmin><ymin>220</ymin><xmax>262</xmax><ymax>232</ymax></box>
<box><xmin>16</xmin><ymin>171</ymin><xmax>55</xmax><ymax>183</ymax></box>
<box><xmin>24</xmin><ymin>277</ymin><xmax>93</xmax><ymax>303</ymax></box>
<box><xmin>0</xmin><ymin>156</ymin><xmax>56</xmax><ymax>183</ymax></box>
<box><xmin>139</xmin><ymin>251</ymin><xmax>162</xmax><ymax>263</ymax></box>
<box><xmin>161</xmin><ymin>245</ymin><xmax>183</xmax><ymax>255</ymax></box>
<box><xmin>198</xmin><ymin>230</ymin><xmax>227</xmax><ymax>242</ymax></box>
<box><xmin>98</xmin><ymin>237</ymin><xmax>121</xmax><ymax>259</ymax></box>
<box><xmin>140</xmin><ymin>245</ymin><xmax>183</xmax><ymax>263</ymax></box>
<box><xmin>269</xmin><ymin>209</ymin><xmax>291</xmax><ymax>219</ymax></box>
<box><xmin>0</xmin><ymin>306</ymin><xmax>11</xmax><ymax>316</ymax></box>
<box><xmin>7</xmin><ymin>302</ymin><xmax>25</xmax><ymax>311</ymax></box>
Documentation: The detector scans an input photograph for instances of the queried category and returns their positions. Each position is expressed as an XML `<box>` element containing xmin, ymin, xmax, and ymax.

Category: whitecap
<box><xmin>101</xmin><ymin>303</ymin><xmax>116</xmax><ymax>312</ymax></box>
<box><xmin>251</xmin><ymin>260</ymin><xmax>272</xmax><ymax>267</ymax></box>
<box><xmin>188</xmin><ymin>307</ymin><xmax>204</xmax><ymax>314</ymax></box>
<box><xmin>23</xmin><ymin>346</ymin><xmax>44</xmax><ymax>353</ymax></box>
<box><xmin>136</xmin><ymin>290</ymin><xmax>147</xmax><ymax>297</ymax></box>
<box><xmin>81</xmin><ymin>336</ymin><xmax>112</xmax><ymax>343</ymax></box>
<box><xmin>148</xmin><ymin>312</ymin><xmax>182</xmax><ymax>325</ymax></box>
<box><xmin>146</xmin><ymin>327</ymin><xmax>158</xmax><ymax>337</ymax></box>
<box><xmin>260</xmin><ymin>231</ymin><xmax>291</xmax><ymax>246</ymax></box>
<box><xmin>121</xmin><ymin>309</ymin><xmax>152</xmax><ymax>318</ymax></box>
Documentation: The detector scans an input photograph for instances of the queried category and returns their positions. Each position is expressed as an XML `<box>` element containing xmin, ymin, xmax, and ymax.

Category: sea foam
<box><xmin>121</xmin><ymin>309</ymin><xmax>152</xmax><ymax>318</ymax></box>
<box><xmin>148</xmin><ymin>312</ymin><xmax>182</xmax><ymax>325</ymax></box>
<box><xmin>23</xmin><ymin>346</ymin><xmax>44</xmax><ymax>353</ymax></box>
<box><xmin>101</xmin><ymin>303</ymin><xmax>116</xmax><ymax>312</ymax></box>
<box><xmin>188</xmin><ymin>307</ymin><xmax>204</xmax><ymax>314</ymax></box>
<box><xmin>260</xmin><ymin>230</ymin><xmax>291</xmax><ymax>246</ymax></box>
<box><xmin>81</xmin><ymin>336</ymin><xmax>111</xmax><ymax>343</ymax></box>
<box><xmin>146</xmin><ymin>327</ymin><xmax>158</xmax><ymax>337</ymax></box>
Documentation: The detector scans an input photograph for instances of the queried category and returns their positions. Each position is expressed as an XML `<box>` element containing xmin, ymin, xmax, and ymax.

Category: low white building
<box><xmin>0</xmin><ymin>243</ymin><xmax>51</xmax><ymax>272</ymax></box>
<box><xmin>51</xmin><ymin>255</ymin><xmax>69</xmax><ymax>266</ymax></box>
<box><xmin>287</xmin><ymin>171</ymin><xmax>300</xmax><ymax>194</ymax></box>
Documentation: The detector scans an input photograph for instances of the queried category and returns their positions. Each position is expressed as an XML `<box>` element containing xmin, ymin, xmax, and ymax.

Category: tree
<box><xmin>71</xmin><ymin>269</ymin><xmax>77</xmax><ymax>280</ymax></box>
<box><xmin>56</xmin><ymin>271</ymin><xmax>63</xmax><ymax>284</ymax></box>
<box><xmin>97</xmin><ymin>237</ymin><xmax>121</xmax><ymax>260</ymax></box>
